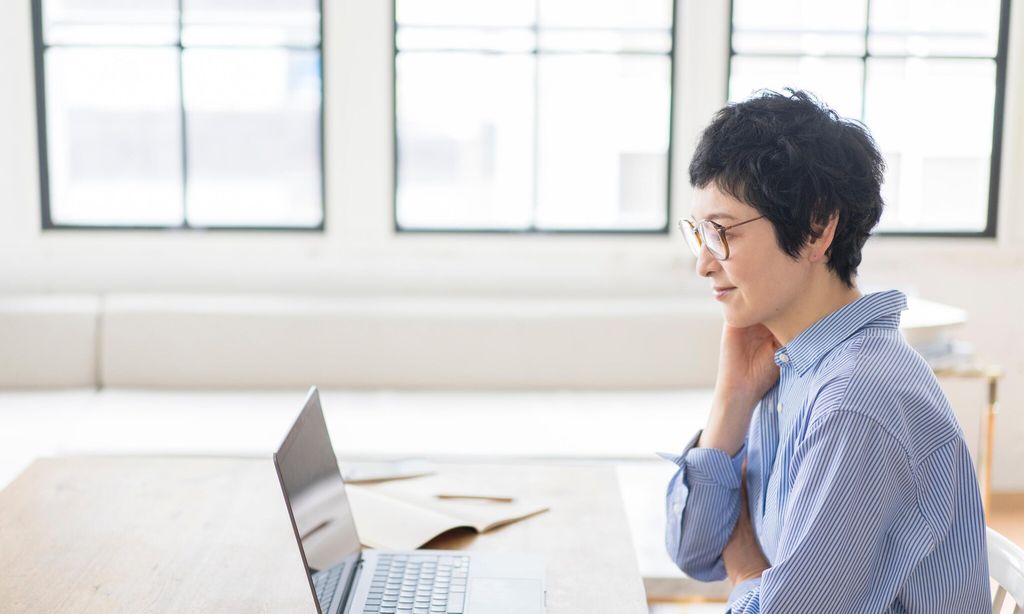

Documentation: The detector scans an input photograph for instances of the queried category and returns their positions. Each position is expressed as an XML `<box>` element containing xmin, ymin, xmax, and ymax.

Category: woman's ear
<box><xmin>806</xmin><ymin>212</ymin><xmax>840</xmax><ymax>263</ymax></box>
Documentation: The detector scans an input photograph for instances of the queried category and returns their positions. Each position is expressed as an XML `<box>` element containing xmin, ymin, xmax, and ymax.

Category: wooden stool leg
<box><xmin>982</xmin><ymin>374</ymin><xmax>999</xmax><ymax>516</ymax></box>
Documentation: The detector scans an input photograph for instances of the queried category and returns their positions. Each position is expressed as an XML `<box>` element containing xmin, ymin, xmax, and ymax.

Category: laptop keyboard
<box><xmin>362</xmin><ymin>553</ymin><xmax>471</xmax><ymax>614</ymax></box>
<box><xmin>314</xmin><ymin>562</ymin><xmax>346</xmax><ymax>611</ymax></box>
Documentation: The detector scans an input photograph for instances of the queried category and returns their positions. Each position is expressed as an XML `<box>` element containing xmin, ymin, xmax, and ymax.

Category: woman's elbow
<box><xmin>666</xmin><ymin>530</ymin><xmax>727</xmax><ymax>581</ymax></box>
<box><xmin>675</xmin><ymin>552</ymin><xmax>726</xmax><ymax>581</ymax></box>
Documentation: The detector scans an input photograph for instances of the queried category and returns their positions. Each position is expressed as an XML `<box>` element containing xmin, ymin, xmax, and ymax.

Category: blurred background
<box><xmin>0</xmin><ymin>0</ymin><xmax>1021</xmax><ymax>610</ymax></box>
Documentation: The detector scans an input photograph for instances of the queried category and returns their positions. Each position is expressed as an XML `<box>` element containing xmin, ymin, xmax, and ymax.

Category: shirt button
<box><xmin>776</xmin><ymin>402</ymin><xmax>783</xmax><ymax>413</ymax></box>
<box><xmin>778</xmin><ymin>353</ymin><xmax>790</xmax><ymax>363</ymax></box>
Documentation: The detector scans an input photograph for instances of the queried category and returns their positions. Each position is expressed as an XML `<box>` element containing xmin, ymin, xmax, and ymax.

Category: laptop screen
<box><xmin>274</xmin><ymin>387</ymin><xmax>362</xmax><ymax>571</ymax></box>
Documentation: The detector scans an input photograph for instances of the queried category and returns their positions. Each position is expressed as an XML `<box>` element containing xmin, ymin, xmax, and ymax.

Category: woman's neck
<box><xmin>766</xmin><ymin>278</ymin><xmax>863</xmax><ymax>347</ymax></box>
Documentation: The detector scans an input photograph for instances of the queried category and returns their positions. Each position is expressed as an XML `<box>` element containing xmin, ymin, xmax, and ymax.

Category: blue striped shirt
<box><xmin>662</xmin><ymin>289</ymin><xmax>990</xmax><ymax>613</ymax></box>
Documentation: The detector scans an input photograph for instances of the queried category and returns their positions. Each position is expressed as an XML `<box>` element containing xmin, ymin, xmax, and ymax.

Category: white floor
<box><xmin>0</xmin><ymin>387</ymin><xmax>731</xmax><ymax>601</ymax></box>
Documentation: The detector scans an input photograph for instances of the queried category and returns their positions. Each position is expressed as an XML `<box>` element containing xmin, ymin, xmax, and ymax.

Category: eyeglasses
<box><xmin>678</xmin><ymin>215</ymin><xmax>765</xmax><ymax>261</ymax></box>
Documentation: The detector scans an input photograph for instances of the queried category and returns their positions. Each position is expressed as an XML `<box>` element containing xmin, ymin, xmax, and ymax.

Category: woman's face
<box><xmin>689</xmin><ymin>185</ymin><xmax>814</xmax><ymax>329</ymax></box>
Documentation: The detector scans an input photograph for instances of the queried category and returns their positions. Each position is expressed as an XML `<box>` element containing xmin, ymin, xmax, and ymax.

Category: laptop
<box><xmin>273</xmin><ymin>387</ymin><xmax>546</xmax><ymax>614</ymax></box>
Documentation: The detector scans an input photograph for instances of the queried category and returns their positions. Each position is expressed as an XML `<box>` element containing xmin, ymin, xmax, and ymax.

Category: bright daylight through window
<box><xmin>729</xmin><ymin>0</ymin><xmax>1008</xmax><ymax>236</ymax></box>
<box><xmin>34</xmin><ymin>0</ymin><xmax>324</xmax><ymax>229</ymax></box>
<box><xmin>394</xmin><ymin>0</ymin><xmax>675</xmax><ymax>233</ymax></box>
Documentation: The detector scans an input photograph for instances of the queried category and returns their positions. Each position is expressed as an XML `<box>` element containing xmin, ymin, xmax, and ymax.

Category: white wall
<box><xmin>1</xmin><ymin>0</ymin><xmax>1024</xmax><ymax>489</ymax></box>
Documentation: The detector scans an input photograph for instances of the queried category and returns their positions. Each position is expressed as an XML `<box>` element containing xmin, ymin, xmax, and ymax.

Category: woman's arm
<box><xmin>665</xmin><ymin>322</ymin><xmax>780</xmax><ymax>579</ymax></box>
<box><xmin>700</xmin><ymin>323</ymin><xmax>781</xmax><ymax>455</ymax></box>
<box><xmin>725</xmin><ymin>410</ymin><xmax>919</xmax><ymax>613</ymax></box>
<box><xmin>663</xmin><ymin>425</ymin><xmax>748</xmax><ymax>580</ymax></box>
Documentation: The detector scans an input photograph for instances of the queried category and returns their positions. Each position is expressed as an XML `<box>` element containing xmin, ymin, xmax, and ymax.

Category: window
<box><xmin>729</xmin><ymin>0</ymin><xmax>1009</xmax><ymax>236</ymax></box>
<box><xmin>393</xmin><ymin>0</ymin><xmax>676</xmax><ymax>233</ymax></box>
<box><xmin>33</xmin><ymin>0</ymin><xmax>324</xmax><ymax>229</ymax></box>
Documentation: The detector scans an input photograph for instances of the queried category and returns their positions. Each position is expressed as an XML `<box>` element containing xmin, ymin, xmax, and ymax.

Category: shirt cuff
<box><xmin>684</xmin><ymin>437</ymin><xmax>746</xmax><ymax>488</ymax></box>
<box><xmin>728</xmin><ymin>576</ymin><xmax>762</xmax><ymax>610</ymax></box>
<box><xmin>656</xmin><ymin>429</ymin><xmax>703</xmax><ymax>466</ymax></box>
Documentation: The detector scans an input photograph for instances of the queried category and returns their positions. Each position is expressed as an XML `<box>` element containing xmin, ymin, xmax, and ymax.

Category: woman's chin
<box><xmin>721</xmin><ymin>304</ymin><xmax>758</xmax><ymax>329</ymax></box>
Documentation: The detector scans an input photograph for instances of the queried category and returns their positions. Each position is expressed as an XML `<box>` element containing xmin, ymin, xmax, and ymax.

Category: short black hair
<box><xmin>689</xmin><ymin>88</ymin><xmax>885</xmax><ymax>288</ymax></box>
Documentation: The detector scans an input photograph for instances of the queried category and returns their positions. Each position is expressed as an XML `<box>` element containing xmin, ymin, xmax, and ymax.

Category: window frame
<box><xmin>31</xmin><ymin>0</ymin><xmax>327</xmax><ymax>232</ymax></box>
<box><xmin>725</xmin><ymin>0</ymin><xmax>1011</xmax><ymax>239</ymax></box>
<box><xmin>390</xmin><ymin>0</ymin><xmax>679</xmax><ymax>236</ymax></box>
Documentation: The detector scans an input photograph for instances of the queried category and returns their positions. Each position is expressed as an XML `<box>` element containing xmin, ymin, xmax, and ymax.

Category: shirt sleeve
<box><xmin>660</xmin><ymin>428</ymin><xmax>748</xmax><ymax>581</ymax></box>
<box><xmin>725</xmin><ymin>410</ymin><xmax>914</xmax><ymax>613</ymax></box>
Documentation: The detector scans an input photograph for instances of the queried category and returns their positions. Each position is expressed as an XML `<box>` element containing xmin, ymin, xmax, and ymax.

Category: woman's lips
<box><xmin>714</xmin><ymin>287</ymin><xmax>735</xmax><ymax>300</ymax></box>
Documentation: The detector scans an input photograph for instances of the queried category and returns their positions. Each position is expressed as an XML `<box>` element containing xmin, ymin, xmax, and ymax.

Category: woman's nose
<box><xmin>695</xmin><ymin>243</ymin><xmax>720</xmax><ymax>277</ymax></box>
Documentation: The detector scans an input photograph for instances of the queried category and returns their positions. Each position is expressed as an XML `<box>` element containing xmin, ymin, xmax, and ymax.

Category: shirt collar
<box><xmin>773</xmin><ymin>289</ymin><xmax>908</xmax><ymax>376</ymax></box>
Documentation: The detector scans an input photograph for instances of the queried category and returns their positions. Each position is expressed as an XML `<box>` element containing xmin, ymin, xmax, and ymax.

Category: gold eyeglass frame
<box><xmin>678</xmin><ymin>215</ymin><xmax>765</xmax><ymax>261</ymax></box>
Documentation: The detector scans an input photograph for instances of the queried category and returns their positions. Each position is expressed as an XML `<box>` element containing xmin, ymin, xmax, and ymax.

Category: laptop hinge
<box><xmin>336</xmin><ymin>554</ymin><xmax>365</xmax><ymax>614</ymax></box>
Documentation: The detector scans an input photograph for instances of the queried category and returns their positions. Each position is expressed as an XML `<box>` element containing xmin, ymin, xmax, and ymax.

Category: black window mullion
<box><xmin>32</xmin><ymin>0</ymin><xmax>54</xmax><ymax>228</ymax></box>
<box><xmin>530</xmin><ymin>0</ymin><xmax>541</xmax><ymax>232</ymax></box>
<box><xmin>860</xmin><ymin>0</ymin><xmax>871</xmax><ymax>122</ymax></box>
<box><xmin>986</xmin><ymin>0</ymin><xmax>1011</xmax><ymax>238</ymax></box>
<box><xmin>178</xmin><ymin>0</ymin><xmax>190</xmax><ymax>229</ymax></box>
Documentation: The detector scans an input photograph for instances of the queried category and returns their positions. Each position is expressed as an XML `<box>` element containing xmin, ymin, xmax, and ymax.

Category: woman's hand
<box><xmin>724</xmin><ymin>458</ymin><xmax>770</xmax><ymax>586</ymax></box>
<box><xmin>698</xmin><ymin>323</ymin><xmax>781</xmax><ymax>455</ymax></box>
<box><xmin>715</xmin><ymin>322</ymin><xmax>782</xmax><ymax>407</ymax></box>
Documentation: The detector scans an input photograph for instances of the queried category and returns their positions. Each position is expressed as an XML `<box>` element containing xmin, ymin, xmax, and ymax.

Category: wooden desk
<box><xmin>0</xmin><ymin>456</ymin><xmax>647</xmax><ymax>613</ymax></box>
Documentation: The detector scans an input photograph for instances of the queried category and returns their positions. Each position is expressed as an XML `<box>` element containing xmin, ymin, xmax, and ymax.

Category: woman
<box><xmin>663</xmin><ymin>90</ymin><xmax>989</xmax><ymax>612</ymax></box>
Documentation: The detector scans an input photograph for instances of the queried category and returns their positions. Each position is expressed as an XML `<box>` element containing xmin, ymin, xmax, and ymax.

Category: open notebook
<box><xmin>344</xmin><ymin>485</ymin><xmax>549</xmax><ymax>551</ymax></box>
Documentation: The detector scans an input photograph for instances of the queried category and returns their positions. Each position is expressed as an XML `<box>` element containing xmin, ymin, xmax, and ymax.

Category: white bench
<box><xmin>1</xmin><ymin>293</ymin><xmax>725</xmax><ymax>389</ymax></box>
<box><xmin>0</xmin><ymin>295</ymin><xmax>99</xmax><ymax>387</ymax></box>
